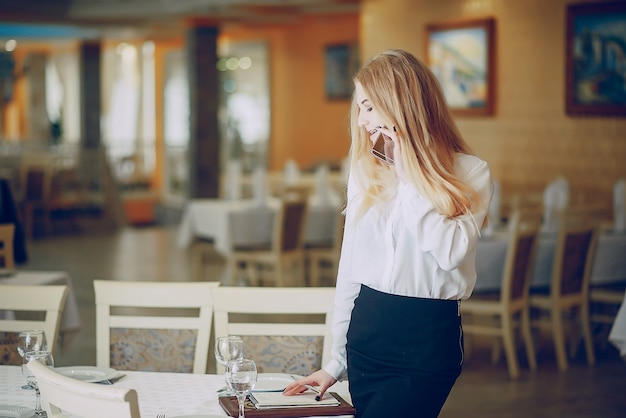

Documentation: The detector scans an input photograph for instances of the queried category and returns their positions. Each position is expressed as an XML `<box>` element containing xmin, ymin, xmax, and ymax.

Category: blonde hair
<box><xmin>349</xmin><ymin>49</ymin><xmax>482</xmax><ymax>220</ymax></box>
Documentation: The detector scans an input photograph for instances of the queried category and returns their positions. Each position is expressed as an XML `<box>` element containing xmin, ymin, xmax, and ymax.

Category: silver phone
<box><xmin>370</xmin><ymin>131</ymin><xmax>395</xmax><ymax>165</ymax></box>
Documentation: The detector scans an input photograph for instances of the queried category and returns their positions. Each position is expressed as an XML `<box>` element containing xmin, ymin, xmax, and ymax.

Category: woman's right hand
<box><xmin>282</xmin><ymin>369</ymin><xmax>337</xmax><ymax>399</ymax></box>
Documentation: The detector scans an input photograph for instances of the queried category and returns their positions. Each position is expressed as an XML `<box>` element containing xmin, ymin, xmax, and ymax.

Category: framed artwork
<box><xmin>566</xmin><ymin>1</ymin><xmax>626</xmax><ymax>116</ymax></box>
<box><xmin>324</xmin><ymin>43</ymin><xmax>359</xmax><ymax>100</ymax></box>
<box><xmin>426</xmin><ymin>17</ymin><xmax>496</xmax><ymax>116</ymax></box>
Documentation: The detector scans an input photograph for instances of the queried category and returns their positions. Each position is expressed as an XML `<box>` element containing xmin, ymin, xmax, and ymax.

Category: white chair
<box><xmin>211</xmin><ymin>286</ymin><xmax>335</xmax><ymax>374</ymax></box>
<box><xmin>94</xmin><ymin>280</ymin><xmax>219</xmax><ymax>374</ymax></box>
<box><xmin>28</xmin><ymin>359</ymin><xmax>141</xmax><ymax>418</ymax></box>
<box><xmin>0</xmin><ymin>284</ymin><xmax>69</xmax><ymax>358</ymax></box>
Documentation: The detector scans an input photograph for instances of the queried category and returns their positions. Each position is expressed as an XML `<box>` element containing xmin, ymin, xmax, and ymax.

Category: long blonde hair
<box><xmin>349</xmin><ymin>49</ymin><xmax>481</xmax><ymax>220</ymax></box>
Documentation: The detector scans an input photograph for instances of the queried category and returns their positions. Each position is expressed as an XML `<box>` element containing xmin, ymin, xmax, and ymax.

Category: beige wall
<box><xmin>361</xmin><ymin>0</ymin><xmax>626</xmax><ymax>207</ymax></box>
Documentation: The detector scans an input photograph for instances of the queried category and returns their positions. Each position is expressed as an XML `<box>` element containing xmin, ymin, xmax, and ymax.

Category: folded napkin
<box><xmin>283</xmin><ymin>159</ymin><xmax>301</xmax><ymax>186</ymax></box>
<box><xmin>311</xmin><ymin>164</ymin><xmax>340</xmax><ymax>207</ymax></box>
<box><xmin>543</xmin><ymin>176</ymin><xmax>569</xmax><ymax>231</ymax></box>
<box><xmin>225</xmin><ymin>160</ymin><xmax>242</xmax><ymax>200</ymax></box>
<box><xmin>483</xmin><ymin>179</ymin><xmax>501</xmax><ymax>236</ymax></box>
<box><xmin>252</xmin><ymin>166</ymin><xmax>269</xmax><ymax>207</ymax></box>
<box><xmin>614</xmin><ymin>179</ymin><xmax>625</xmax><ymax>232</ymax></box>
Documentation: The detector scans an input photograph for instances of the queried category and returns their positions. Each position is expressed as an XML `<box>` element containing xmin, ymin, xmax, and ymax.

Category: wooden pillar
<box><xmin>80</xmin><ymin>42</ymin><xmax>101</xmax><ymax>150</ymax></box>
<box><xmin>186</xmin><ymin>25</ymin><xmax>220</xmax><ymax>199</ymax></box>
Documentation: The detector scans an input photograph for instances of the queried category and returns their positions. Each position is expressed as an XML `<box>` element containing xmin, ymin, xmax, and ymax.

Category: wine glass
<box><xmin>225</xmin><ymin>358</ymin><xmax>257</xmax><ymax>418</ymax></box>
<box><xmin>23</xmin><ymin>351</ymin><xmax>54</xmax><ymax>417</ymax></box>
<box><xmin>17</xmin><ymin>330</ymin><xmax>47</xmax><ymax>389</ymax></box>
<box><xmin>215</xmin><ymin>335</ymin><xmax>244</xmax><ymax>370</ymax></box>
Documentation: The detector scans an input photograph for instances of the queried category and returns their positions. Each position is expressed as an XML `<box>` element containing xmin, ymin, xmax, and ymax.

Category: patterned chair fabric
<box><xmin>0</xmin><ymin>331</ymin><xmax>21</xmax><ymax>366</ymax></box>
<box><xmin>110</xmin><ymin>328</ymin><xmax>198</xmax><ymax>373</ymax></box>
<box><xmin>241</xmin><ymin>335</ymin><xmax>323</xmax><ymax>375</ymax></box>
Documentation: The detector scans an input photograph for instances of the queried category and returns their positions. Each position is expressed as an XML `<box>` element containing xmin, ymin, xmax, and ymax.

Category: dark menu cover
<box><xmin>219</xmin><ymin>392</ymin><xmax>355</xmax><ymax>417</ymax></box>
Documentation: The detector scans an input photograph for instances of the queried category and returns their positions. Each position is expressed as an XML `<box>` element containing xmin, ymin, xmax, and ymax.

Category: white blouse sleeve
<box><xmin>398</xmin><ymin>155</ymin><xmax>492</xmax><ymax>271</ymax></box>
<box><xmin>323</xmin><ymin>173</ymin><xmax>361</xmax><ymax>380</ymax></box>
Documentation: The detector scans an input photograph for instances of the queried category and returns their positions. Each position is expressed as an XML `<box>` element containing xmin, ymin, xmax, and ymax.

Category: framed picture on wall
<box><xmin>426</xmin><ymin>17</ymin><xmax>496</xmax><ymax>116</ymax></box>
<box><xmin>324</xmin><ymin>43</ymin><xmax>359</xmax><ymax>100</ymax></box>
<box><xmin>566</xmin><ymin>1</ymin><xmax>626</xmax><ymax>116</ymax></box>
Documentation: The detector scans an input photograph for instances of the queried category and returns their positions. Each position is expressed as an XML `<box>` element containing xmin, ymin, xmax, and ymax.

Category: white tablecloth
<box><xmin>0</xmin><ymin>271</ymin><xmax>81</xmax><ymax>332</ymax></box>
<box><xmin>474</xmin><ymin>229</ymin><xmax>626</xmax><ymax>292</ymax></box>
<box><xmin>609</xmin><ymin>291</ymin><xmax>626</xmax><ymax>357</ymax></box>
<box><xmin>0</xmin><ymin>365</ymin><xmax>353</xmax><ymax>418</ymax></box>
<box><xmin>177</xmin><ymin>198</ymin><xmax>340</xmax><ymax>255</ymax></box>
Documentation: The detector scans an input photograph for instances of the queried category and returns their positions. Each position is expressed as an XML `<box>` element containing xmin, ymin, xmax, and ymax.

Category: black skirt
<box><xmin>346</xmin><ymin>285</ymin><xmax>463</xmax><ymax>418</ymax></box>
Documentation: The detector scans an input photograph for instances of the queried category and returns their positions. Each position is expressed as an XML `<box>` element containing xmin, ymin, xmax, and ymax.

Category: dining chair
<box><xmin>19</xmin><ymin>154</ymin><xmax>54</xmax><ymax>239</ymax></box>
<box><xmin>529</xmin><ymin>209</ymin><xmax>600</xmax><ymax>371</ymax></box>
<box><xmin>305</xmin><ymin>209</ymin><xmax>345</xmax><ymax>286</ymax></box>
<box><xmin>590</xmin><ymin>285</ymin><xmax>626</xmax><ymax>351</ymax></box>
<box><xmin>211</xmin><ymin>286</ymin><xmax>335</xmax><ymax>375</ymax></box>
<box><xmin>228</xmin><ymin>197</ymin><xmax>309</xmax><ymax>286</ymax></box>
<box><xmin>94</xmin><ymin>280</ymin><xmax>219</xmax><ymax>374</ymax></box>
<box><xmin>461</xmin><ymin>208</ymin><xmax>543</xmax><ymax>379</ymax></box>
<box><xmin>0</xmin><ymin>223</ymin><xmax>16</xmax><ymax>273</ymax></box>
<box><xmin>0</xmin><ymin>284</ymin><xmax>69</xmax><ymax>361</ymax></box>
<box><xmin>28</xmin><ymin>359</ymin><xmax>141</xmax><ymax>418</ymax></box>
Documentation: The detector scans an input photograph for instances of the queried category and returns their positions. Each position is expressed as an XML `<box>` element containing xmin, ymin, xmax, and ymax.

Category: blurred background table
<box><xmin>474</xmin><ymin>229</ymin><xmax>626</xmax><ymax>292</ymax></box>
<box><xmin>177</xmin><ymin>198</ymin><xmax>340</xmax><ymax>255</ymax></box>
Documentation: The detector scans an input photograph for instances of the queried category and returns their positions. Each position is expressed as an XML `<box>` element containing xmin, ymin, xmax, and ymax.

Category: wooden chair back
<box><xmin>229</xmin><ymin>197</ymin><xmax>309</xmax><ymax>286</ymax></box>
<box><xmin>0</xmin><ymin>223</ymin><xmax>15</xmax><ymax>272</ymax></box>
<box><xmin>550</xmin><ymin>210</ymin><xmax>600</xmax><ymax>301</ymax></box>
<box><xmin>501</xmin><ymin>209</ymin><xmax>543</xmax><ymax>308</ymax></box>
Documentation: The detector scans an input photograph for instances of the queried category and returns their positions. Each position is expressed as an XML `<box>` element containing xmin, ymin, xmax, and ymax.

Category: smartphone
<box><xmin>370</xmin><ymin>131</ymin><xmax>395</xmax><ymax>165</ymax></box>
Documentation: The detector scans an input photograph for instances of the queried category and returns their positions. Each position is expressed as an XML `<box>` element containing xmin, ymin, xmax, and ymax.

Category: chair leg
<box><xmin>521</xmin><ymin>308</ymin><xmax>537</xmax><ymax>370</ymax></box>
<box><xmin>192</xmin><ymin>245</ymin><xmax>204</xmax><ymax>280</ymax></box>
<box><xmin>501</xmin><ymin>315</ymin><xmax>520</xmax><ymax>379</ymax></box>
<box><xmin>309</xmin><ymin>257</ymin><xmax>320</xmax><ymax>287</ymax></box>
<box><xmin>490</xmin><ymin>338</ymin><xmax>502</xmax><ymax>365</ymax></box>
<box><xmin>580</xmin><ymin>303</ymin><xmax>596</xmax><ymax>366</ymax></box>
<box><xmin>551</xmin><ymin>308</ymin><xmax>569</xmax><ymax>371</ymax></box>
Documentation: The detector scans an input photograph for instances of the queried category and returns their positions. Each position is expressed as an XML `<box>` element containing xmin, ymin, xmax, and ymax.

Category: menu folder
<box><xmin>219</xmin><ymin>392</ymin><xmax>355</xmax><ymax>417</ymax></box>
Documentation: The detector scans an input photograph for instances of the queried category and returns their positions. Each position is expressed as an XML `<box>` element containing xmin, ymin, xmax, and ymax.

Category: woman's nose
<box><xmin>357</xmin><ymin>112</ymin><xmax>367</xmax><ymax>127</ymax></box>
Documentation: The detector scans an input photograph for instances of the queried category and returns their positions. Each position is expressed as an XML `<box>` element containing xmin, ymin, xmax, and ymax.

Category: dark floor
<box><xmin>21</xmin><ymin>226</ymin><xmax>626</xmax><ymax>418</ymax></box>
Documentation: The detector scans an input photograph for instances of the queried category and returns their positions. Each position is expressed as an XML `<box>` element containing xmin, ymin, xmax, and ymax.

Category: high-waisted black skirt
<box><xmin>346</xmin><ymin>285</ymin><xmax>463</xmax><ymax>418</ymax></box>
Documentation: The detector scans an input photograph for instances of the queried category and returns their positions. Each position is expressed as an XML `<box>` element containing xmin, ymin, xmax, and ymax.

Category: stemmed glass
<box><xmin>23</xmin><ymin>351</ymin><xmax>54</xmax><ymax>417</ymax></box>
<box><xmin>17</xmin><ymin>330</ymin><xmax>47</xmax><ymax>389</ymax></box>
<box><xmin>225</xmin><ymin>358</ymin><xmax>257</xmax><ymax>418</ymax></box>
<box><xmin>215</xmin><ymin>335</ymin><xmax>244</xmax><ymax>371</ymax></box>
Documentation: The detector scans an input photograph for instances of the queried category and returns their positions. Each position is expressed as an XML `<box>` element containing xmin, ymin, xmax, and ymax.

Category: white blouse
<box><xmin>324</xmin><ymin>153</ymin><xmax>492</xmax><ymax>380</ymax></box>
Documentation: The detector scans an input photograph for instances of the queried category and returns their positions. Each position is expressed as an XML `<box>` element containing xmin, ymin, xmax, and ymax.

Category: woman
<box><xmin>284</xmin><ymin>49</ymin><xmax>492</xmax><ymax>417</ymax></box>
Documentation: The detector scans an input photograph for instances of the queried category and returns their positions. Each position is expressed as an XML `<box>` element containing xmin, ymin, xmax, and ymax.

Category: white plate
<box><xmin>55</xmin><ymin>366</ymin><xmax>118</xmax><ymax>383</ymax></box>
<box><xmin>252</xmin><ymin>373</ymin><xmax>301</xmax><ymax>392</ymax></box>
<box><xmin>0</xmin><ymin>405</ymin><xmax>36</xmax><ymax>418</ymax></box>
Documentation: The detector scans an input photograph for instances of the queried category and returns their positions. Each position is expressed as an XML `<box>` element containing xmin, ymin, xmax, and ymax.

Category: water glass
<box><xmin>225</xmin><ymin>358</ymin><xmax>257</xmax><ymax>418</ymax></box>
<box><xmin>23</xmin><ymin>351</ymin><xmax>54</xmax><ymax>417</ymax></box>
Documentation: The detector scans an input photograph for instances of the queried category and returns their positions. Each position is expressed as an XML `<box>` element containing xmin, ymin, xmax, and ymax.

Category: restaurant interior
<box><xmin>1</xmin><ymin>0</ymin><xmax>626</xmax><ymax>417</ymax></box>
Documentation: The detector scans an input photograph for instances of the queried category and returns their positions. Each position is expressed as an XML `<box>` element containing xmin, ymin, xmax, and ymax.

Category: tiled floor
<box><xmin>22</xmin><ymin>226</ymin><xmax>626</xmax><ymax>417</ymax></box>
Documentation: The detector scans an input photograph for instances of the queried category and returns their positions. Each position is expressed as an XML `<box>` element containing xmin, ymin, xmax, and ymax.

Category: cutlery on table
<box><xmin>95</xmin><ymin>374</ymin><xmax>126</xmax><ymax>385</ymax></box>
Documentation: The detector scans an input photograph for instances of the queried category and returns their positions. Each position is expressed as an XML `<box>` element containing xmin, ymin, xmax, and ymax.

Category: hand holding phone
<box><xmin>370</xmin><ymin>131</ymin><xmax>395</xmax><ymax>165</ymax></box>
